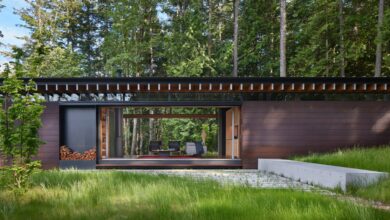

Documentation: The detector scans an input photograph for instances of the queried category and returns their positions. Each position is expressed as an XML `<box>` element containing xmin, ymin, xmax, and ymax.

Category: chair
<box><xmin>185</xmin><ymin>142</ymin><xmax>197</xmax><ymax>155</ymax></box>
<box><xmin>185</xmin><ymin>141</ymin><xmax>204</xmax><ymax>156</ymax></box>
<box><xmin>195</xmin><ymin>141</ymin><xmax>205</xmax><ymax>155</ymax></box>
<box><xmin>168</xmin><ymin>141</ymin><xmax>181</xmax><ymax>151</ymax></box>
<box><xmin>149</xmin><ymin>141</ymin><xmax>162</xmax><ymax>152</ymax></box>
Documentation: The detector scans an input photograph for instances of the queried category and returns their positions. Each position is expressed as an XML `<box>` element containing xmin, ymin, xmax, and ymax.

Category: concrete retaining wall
<box><xmin>258</xmin><ymin>159</ymin><xmax>387</xmax><ymax>191</ymax></box>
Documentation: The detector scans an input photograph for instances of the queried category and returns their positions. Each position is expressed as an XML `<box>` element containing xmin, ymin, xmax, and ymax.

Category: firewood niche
<box><xmin>60</xmin><ymin>146</ymin><xmax>96</xmax><ymax>160</ymax></box>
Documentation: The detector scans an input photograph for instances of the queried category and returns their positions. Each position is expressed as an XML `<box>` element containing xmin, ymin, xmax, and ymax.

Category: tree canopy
<box><xmin>0</xmin><ymin>0</ymin><xmax>389</xmax><ymax>77</ymax></box>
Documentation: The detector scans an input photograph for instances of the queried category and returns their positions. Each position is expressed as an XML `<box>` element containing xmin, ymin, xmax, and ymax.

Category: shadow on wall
<box><xmin>372</xmin><ymin>111</ymin><xmax>390</xmax><ymax>133</ymax></box>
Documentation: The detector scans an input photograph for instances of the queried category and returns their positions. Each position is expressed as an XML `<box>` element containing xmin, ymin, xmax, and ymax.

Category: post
<box><xmin>218</xmin><ymin>109</ymin><xmax>226</xmax><ymax>158</ymax></box>
<box><xmin>105</xmin><ymin>110</ymin><xmax>109</xmax><ymax>158</ymax></box>
<box><xmin>231</xmin><ymin>109</ymin><xmax>235</xmax><ymax>159</ymax></box>
<box><xmin>115</xmin><ymin>108</ymin><xmax>123</xmax><ymax>157</ymax></box>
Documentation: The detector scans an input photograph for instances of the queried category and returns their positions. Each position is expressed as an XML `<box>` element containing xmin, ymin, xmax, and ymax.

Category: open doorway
<box><xmin>98</xmin><ymin>106</ymin><xmax>240</xmax><ymax>160</ymax></box>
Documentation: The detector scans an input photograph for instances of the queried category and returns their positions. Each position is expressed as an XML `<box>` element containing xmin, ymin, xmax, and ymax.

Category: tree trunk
<box><xmin>375</xmin><ymin>0</ymin><xmax>384</xmax><ymax>77</ymax></box>
<box><xmin>280</xmin><ymin>0</ymin><xmax>287</xmax><ymax>77</ymax></box>
<box><xmin>149</xmin><ymin>42</ymin><xmax>155</xmax><ymax>76</ymax></box>
<box><xmin>338</xmin><ymin>0</ymin><xmax>345</xmax><ymax>77</ymax></box>
<box><xmin>124</xmin><ymin>118</ymin><xmax>128</xmax><ymax>156</ymax></box>
<box><xmin>149</xmin><ymin>109</ymin><xmax>155</xmax><ymax>142</ymax></box>
<box><xmin>139</xmin><ymin>118</ymin><xmax>143</xmax><ymax>155</ymax></box>
<box><xmin>207</xmin><ymin>0</ymin><xmax>213</xmax><ymax>57</ymax></box>
<box><xmin>325</xmin><ymin>2</ymin><xmax>329</xmax><ymax>76</ymax></box>
<box><xmin>149</xmin><ymin>8</ymin><xmax>156</xmax><ymax>76</ymax></box>
<box><xmin>218</xmin><ymin>1</ymin><xmax>223</xmax><ymax>41</ymax></box>
<box><xmin>271</xmin><ymin>20</ymin><xmax>274</xmax><ymax>75</ymax></box>
<box><xmin>128</xmin><ymin>118</ymin><xmax>132</xmax><ymax>154</ymax></box>
<box><xmin>233</xmin><ymin>0</ymin><xmax>239</xmax><ymax>77</ymax></box>
<box><xmin>130</xmin><ymin>117</ymin><xmax>138</xmax><ymax>155</ymax></box>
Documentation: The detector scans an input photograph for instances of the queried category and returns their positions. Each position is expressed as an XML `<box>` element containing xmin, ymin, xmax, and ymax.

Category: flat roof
<box><xmin>0</xmin><ymin>77</ymin><xmax>389</xmax><ymax>94</ymax></box>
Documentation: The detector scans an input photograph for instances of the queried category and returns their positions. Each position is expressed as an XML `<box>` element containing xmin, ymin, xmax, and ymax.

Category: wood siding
<box><xmin>241</xmin><ymin>101</ymin><xmax>390</xmax><ymax>168</ymax></box>
<box><xmin>36</xmin><ymin>103</ymin><xmax>60</xmax><ymax>169</ymax></box>
<box><xmin>226</xmin><ymin>107</ymin><xmax>240</xmax><ymax>158</ymax></box>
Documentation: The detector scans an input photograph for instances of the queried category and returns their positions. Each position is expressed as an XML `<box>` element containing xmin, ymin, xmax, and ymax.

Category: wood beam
<box><xmin>123</xmin><ymin>114</ymin><xmax>218</xmax><ymax>119</ymax></box>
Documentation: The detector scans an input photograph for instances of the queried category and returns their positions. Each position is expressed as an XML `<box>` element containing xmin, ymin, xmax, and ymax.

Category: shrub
<box><xmin>0</xmin><ymin>161</ymin><xmax>41</xmax><ymax>194</ymax></box>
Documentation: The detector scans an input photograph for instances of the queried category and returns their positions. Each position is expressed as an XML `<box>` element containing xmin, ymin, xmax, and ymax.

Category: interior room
<box><xmin>98</xmin><ymin>106</ymin><xmax>241</xmax><ymax>160</ymax></box>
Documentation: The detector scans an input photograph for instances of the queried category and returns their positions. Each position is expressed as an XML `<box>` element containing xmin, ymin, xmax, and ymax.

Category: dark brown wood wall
<box><xmin>36</xmin><ymin>103</ymin><xmax>60</xmax><ymax>169</ymax></box>
<box><xmin>241</xmin><ymin>101</ymin><xmax>390</xmax><ymax>168</ymax></box>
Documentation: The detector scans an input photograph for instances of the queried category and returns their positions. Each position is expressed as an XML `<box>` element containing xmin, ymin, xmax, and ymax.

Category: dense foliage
<box><xmin>0</xmin><ymin>76</ymin><xmax>45</xmax><ymax>164</ymax></box>
<box><xmin>0</xmin><ymin>75</ymin><xmax>44</xmax><ymax>192</ymax></box>
<box><xmin>1</xmin><ymin>0</ymin><xmax>389</xmax><ymax>77</ymax></box>
<box><xmin>121</xmin><ymin>107</ymin><xmax>218</xmax><ymax>155</ymax></box>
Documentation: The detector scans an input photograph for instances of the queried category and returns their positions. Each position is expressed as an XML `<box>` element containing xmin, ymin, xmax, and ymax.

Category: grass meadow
<box><xmin>295</xmin><ymin>146</ymin><xmax>390</xmax><ymax>204</ymax></box>
<box><xmin>0</xmin><ymin>170</ymin><xmax>389</xmax><ymax>220</ymax></box>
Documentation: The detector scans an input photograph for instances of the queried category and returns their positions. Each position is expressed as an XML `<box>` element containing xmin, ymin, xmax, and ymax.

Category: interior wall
<box><xmin>225</xmin><ymin>107</ymin><xmax>241</xmax><ymax>159</ymax></box>
<box><xmin>241</xmin><ymin>101</ymin><xmax>390</xmax><ymax>168</ymax></box>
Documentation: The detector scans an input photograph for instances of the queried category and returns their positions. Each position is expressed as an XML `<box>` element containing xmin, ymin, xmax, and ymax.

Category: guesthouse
<box><xmin>1</xmin><ymin>77</ymin><xmax>389</xmax><ymax>169</ymax></box>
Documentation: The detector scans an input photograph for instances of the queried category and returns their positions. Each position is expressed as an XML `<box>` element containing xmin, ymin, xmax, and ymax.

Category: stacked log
<box><xmin>60</xmin><ymin>146</ymin><xmax>96</xmax><ymax>160</ymax></box>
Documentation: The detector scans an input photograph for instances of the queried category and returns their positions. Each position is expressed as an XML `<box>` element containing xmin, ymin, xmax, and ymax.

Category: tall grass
<box><xmin>294</xmin><ymin>146</ymin><xmax>390</xmax><ymax>173</ymax></box>
<box><xmin>295</xmin><ymin>146</ymin><xmax>390</xmax><ymax>204</ymax></box>
<box><xmin>0</xmin><ymin>170</ymin><xmax>389</xmax><ymax>220</ymax></box>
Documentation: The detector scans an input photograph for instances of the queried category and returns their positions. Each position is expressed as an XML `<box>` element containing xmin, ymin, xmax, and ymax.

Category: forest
<box><xmin>0</xmin><ymin>0</ymin><xmax>389</xmax><ymax>78</ymax></box>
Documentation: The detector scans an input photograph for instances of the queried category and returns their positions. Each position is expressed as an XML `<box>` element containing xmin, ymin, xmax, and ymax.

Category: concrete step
<box><xmin>258</xmin><ymin>159</ymin><xmax>388</xmax><ymax>191</ymax></box>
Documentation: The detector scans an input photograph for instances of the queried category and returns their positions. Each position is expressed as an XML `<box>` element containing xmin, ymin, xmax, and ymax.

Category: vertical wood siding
<box><xmin>225</xmin><ymin>107</ymin><xmax>240</xmax><ymax>158</ymax></box>
<box><xmin>241</xmin><ymin>101</ymin><xmax>390</xmax><ymax>168</ymax></box>
<box><xmin>36</xmin><ymin>103</ymin><xmax>60</xmax><ymax>169</ymax></box>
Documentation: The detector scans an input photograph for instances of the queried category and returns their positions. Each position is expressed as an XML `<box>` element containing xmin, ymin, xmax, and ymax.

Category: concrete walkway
<box><xmin>121</xmin><ymin>169</ymin><xmax>314</xmax><ymax>190</ymax></box>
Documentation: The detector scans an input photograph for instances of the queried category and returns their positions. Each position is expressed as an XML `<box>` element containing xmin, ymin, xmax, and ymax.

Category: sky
<box><xmin>0</xmin><ymin>0</ymin><xmax>29</xmax><ymax>70</ymax></box>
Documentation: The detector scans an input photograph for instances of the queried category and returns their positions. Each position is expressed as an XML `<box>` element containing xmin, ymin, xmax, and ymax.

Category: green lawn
<box><xmin>294</xmin><ymin>146</ymin><xmax>390</xmax><ymax>204</ymax></box>
<box><xmin>0</xmin><ymin>171</ymin><xmax>389</xmax><ymax>220</ymax></box>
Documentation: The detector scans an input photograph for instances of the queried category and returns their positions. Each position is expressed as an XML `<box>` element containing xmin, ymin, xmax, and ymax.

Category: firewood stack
<box><xmin>60</xmin><ymin>146</ymin><xmax>96</xmax><ymax>160</ymax></box>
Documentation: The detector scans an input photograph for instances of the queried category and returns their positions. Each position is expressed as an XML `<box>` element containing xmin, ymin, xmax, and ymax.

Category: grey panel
<box><xmin>64</xmin><ymin>107</ymin><xmax>96</xmax><ymax>152</ymax></box>
<box><xmin>59</xmin><ymin>160</ymin><xmax>96</xmax><ymax>169</ymax></box>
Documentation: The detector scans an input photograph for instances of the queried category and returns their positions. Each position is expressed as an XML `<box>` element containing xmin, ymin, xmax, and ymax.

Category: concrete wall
<box><xmin>241</xmin><ymin>101</ymin><xmax>390</xmax><ymax>168</ymax></box>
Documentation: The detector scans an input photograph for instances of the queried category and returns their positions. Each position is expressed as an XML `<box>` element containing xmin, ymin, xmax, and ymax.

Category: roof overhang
<box><xmin>1</xmin><ymin>77</ymin><xmax>389</xmax><ymax>94</ymax></box>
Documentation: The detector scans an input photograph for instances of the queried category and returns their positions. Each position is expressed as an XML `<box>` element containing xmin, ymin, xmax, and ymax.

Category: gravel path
<box><xmin>121</xmin><ymin>169</ymin><xmax>315</xmax><ymax>190</ymax></box>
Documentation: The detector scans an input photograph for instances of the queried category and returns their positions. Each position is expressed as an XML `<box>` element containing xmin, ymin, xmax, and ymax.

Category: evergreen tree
<box><xmin>239</xmin><ymin>0</ymin><xmax>279</xmax><ymax>76</ymax></box>
<box><xmin>288</xmin><ymin>0</ymin><xmax>339</xmax><ymax>76</ymax></box>
<box><xmin>162</xmin><ymin>0</ymin><xmax>215</xmax><ymax>76</ymax></box>
<box><xmin>232</xmin><ymin>0</ymin><xmax>239</xmax><ymax>76</ymax></box>
<box><xmin>16</xmin><ymin>0</ymin><xmax>83</xmax><ymax>77</ymax></box>
<box><xmin>101</xmin><ymin>0</ymin><xmax>160</xmax><ymax>77</ymax></box>
<box><xmin>375</xmin><ymin>0</ymin><xmax>385</xmax><ymax>77</ymax></box>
